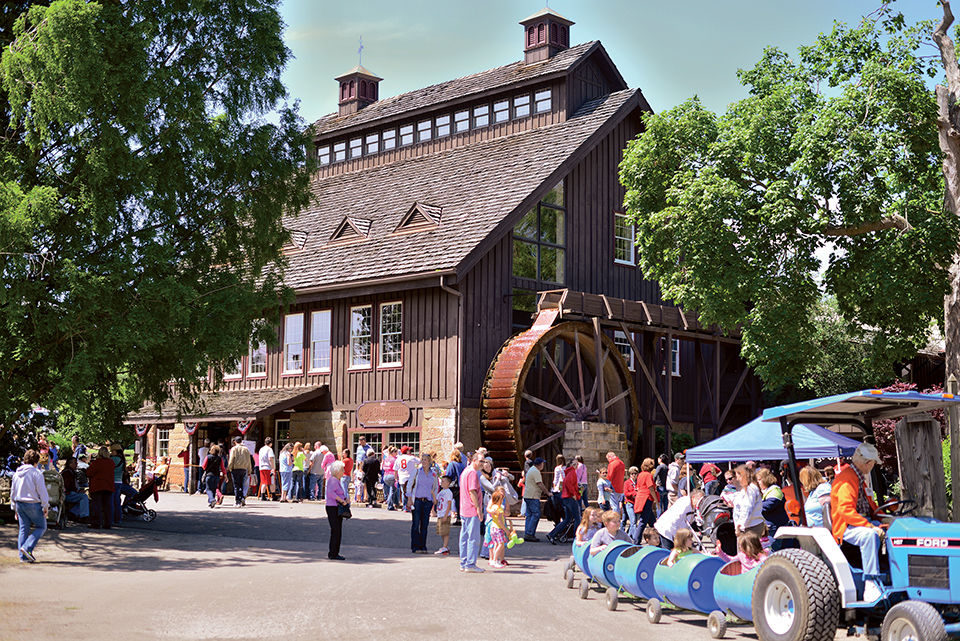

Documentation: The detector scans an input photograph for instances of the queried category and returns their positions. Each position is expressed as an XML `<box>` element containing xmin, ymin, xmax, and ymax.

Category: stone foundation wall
<box><xmin>421</xmin><ymin>408</ymin><xmax>456</xmax><ymax>460</ymax></box>
<box><xmin>288</xmin><ymin>411</ymin><xmax>347</xmax><ymax>454</ymax></box>
<box><xmin>167</xmin><ymin>423</ymin><xmax>189</xmax><ymax>490</ymax></box>
<box><xmin>562</xmin><ymin>421</ymin><xmax>628</xmax><ymax>501</ymax></box>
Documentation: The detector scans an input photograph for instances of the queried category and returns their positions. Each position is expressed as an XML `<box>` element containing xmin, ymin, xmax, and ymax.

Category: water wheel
<box><xmin>480</xmin><ymin>312</ymin><xmax>639</xmax><ymax>473</ymax></box>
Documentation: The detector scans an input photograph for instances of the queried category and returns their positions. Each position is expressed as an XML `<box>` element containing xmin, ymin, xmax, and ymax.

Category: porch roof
<box><xmin>123</xmin><ymin>386</ymin><xmax>329</xmax><ymax>424</ymax></box>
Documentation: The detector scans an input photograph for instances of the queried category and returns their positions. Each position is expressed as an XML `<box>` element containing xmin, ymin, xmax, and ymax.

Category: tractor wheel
<box><xmin>881</xmin><ymin>601</ymin><xmax>946</xmax><ymax>641</ymax></box>
<box><xmin>752</xmin><ymin>548</ymin><xmax>839</xmax><ymax>641</ymax></box>
<box><xmin>708</xmin><ymin>611</ymin><xmax>727</xmax><ymax>639</ymax></box>
<box><xmin>647</xmin><ymin>598</ymin><xmax>662</xmax><ymax>624</ymax></box>
<box><xmin>606</xmin><ymin>587</ymin><xmax>619</xmax><ymax>611</ymax></box>
<box><xmin>566</xmin><ymin>569</ymin><xmax>575</xmax><ymax>589</ymax></box>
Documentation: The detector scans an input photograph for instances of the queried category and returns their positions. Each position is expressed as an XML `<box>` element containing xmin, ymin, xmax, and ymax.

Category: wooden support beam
<box><xmin>540</xmin><ymin>344</ymin><xmax>581</xmax><ymax>413</ymax></box>
<box><xmin>718</xmin><ymin>366</ymin><xmax>751</xmax><ymax>430</ymax></box>
<box><xmin>521</xmin><ymin>392</ymin><xmax>576</xmax><ymax>418</ymax></box>
<box><xmin>618</xmin><ymin>321</ymin><xmax>676</xmax><ymax>432</ymax></box>
<box><xmin>593</xmin><ymin>317</ymin><xmax>607</xmax><ymax>423</ymax></box>
<box><xmin>528</xmin><ymin>429</ymin><xmax>566</xmax><ymax>453</ymax></box>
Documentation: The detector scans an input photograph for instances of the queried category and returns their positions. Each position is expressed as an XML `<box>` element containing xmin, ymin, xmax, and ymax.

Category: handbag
<box><xmin>338</xmin><ymin>504</ymin><xmax>353</xmax><ymax>519</ymax></box>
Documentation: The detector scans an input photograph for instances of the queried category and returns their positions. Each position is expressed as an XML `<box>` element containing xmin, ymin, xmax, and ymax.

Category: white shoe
<box><xmin>463</xmin><ymin>566</ymin><xmax>485</xmax><ymax>573</ymax></box>
<box><xmin>862</xmin><ymin>580</ymin><xmax>882</xmax><ymax>602</ymax></box>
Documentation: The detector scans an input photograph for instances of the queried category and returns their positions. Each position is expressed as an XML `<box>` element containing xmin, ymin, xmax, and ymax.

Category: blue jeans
<box><xmin>15</xmin><ymin>501</ymin><xmax>46</xmax><ymax>560</ymax></box>
<box><xmin>411</xmin><ymin>498</ymin><xmax>433</xmax><ymax>551</ymax></box>
<box><xmin>549</xmin><ymin>497</ymin><xmax>580</xmax><ymax>539</ymax></box>
<box><xmin>657</xmin><ymin>486</ymin><xmax>668</xmax><ymax>515</ymax></box>
<box><xmin>383</xmin><ymin>475</ymin><xmax>398</xmax><ymax>509</ymax></box>
<box><xmin>308</xmin><ymin>473</ymin><xmax>323</xmax><ymax>500</ymax></box>
<box><xmin>610</xmin><ymin>491</ymin><xmax>624</xmax><ymax>518</ymax></box>
<box><xmin>524</xmin><ymin>498</ymin><xmax>542</xmax><ymax>536</ymax></box>
<box><xmin>624</xmin><ymin>501</ymin><xmax>637</xmax><ymax>530</ymax></box>
<box><xmin>280</xmin><ymin>471</ymin><xmax>293</xmax><ymax>495</ymax></box>
<box><xmin>114</xmin><ymin>482</ymin><xmax>136</xmax><ymax>522</ymax></box>
<box><xmin>579</xmin><ymin>484</ymin><xmax>589</xmax><ymax>509</ymax></box>
<box><xmin>705</xmin><ymin>480</ymin><xmax>719</xmax><ymax>496</ymax></box>
<box><xmin>204</xmin><ymin>474</ymin><xmax>219</xmax><ymax>505</ymax></box>
<box><xmin>183</xmin><ymin>468</ymin><xmax>190</xmax><ymax>493</ymax></box>
<box><xmin>340</xmin><ymin>475</ymin><xmax>350</xmax><ymax>498</ymax></box>
<box><xmin>65</xmin><ymin>491</ymin><xmax>90</xmax><ymax>518</ymax></box>
<box><xmin>459</xmin><ymin>515</ymin><xmax>481</xmax><ymax>569</ymax></box>
<box><xmin>843</xmin><ymin>525</ymin><xmax>881</xmax><ymax>579</ymax></box>
<box><xmin>292</xmin><ymin>470</ymin><xmax>304</xmax><ymax>499</ymax></box>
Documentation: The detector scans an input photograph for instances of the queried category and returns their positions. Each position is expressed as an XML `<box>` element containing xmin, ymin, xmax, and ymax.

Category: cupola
<box><xmin>335</xmin><ymin>65</ymin><xmax>382</xmax><ymax>117</ymax></box>
<box><xmin>520</xmin><ymin>8</ymin><xmax>574</xmax><ymax>64</ymax></box>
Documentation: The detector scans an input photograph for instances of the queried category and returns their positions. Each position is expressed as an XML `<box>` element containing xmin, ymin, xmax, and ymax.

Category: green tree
<box><xmin>0</xmin><ymin>1</ymin><xmax>313</xmax><ymax>443</ymax></box>
<box><xmin>619</xmin><ymin>6</ymin><xmax>958</xmax><ymax>391</ymax></box>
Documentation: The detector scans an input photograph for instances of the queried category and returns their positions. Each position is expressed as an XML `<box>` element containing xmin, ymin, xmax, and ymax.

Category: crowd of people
<box><xmin>8</xmin><ymin>428</ymin><xmax>891</xmax><ymax>596</ymax></box>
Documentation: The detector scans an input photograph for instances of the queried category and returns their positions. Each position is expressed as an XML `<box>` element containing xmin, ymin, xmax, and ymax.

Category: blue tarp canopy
<box><xmin>760</xmin><ymin>389</ymin><xmax>960</xmax><ymax>426</ymax></box>
<box><xmin>684</xmin><ymin>417</ymin><xmax>862</xmax><ymax>463</ymax></box>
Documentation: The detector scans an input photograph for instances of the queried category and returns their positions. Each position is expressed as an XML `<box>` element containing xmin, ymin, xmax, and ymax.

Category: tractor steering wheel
<box><xmin>876</xmin><ymin>498</ymin><xmax>918</xmax><ymax>517</ymax></box>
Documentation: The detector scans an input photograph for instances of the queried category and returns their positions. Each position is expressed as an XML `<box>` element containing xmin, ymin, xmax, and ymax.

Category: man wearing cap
<box><xmin>395</xmin><ymin>446</ymin><xmax>417</xmax><ymax>511</ymax></box>
<box><xmin>831</xmin><ymin>442</ymin><xmax>885</xmax><ymax>602</ymax></box>
<box><xmin>523</xmin><ymin>457</ymin><xmax>550</xmax><ymax>541</ymax></box>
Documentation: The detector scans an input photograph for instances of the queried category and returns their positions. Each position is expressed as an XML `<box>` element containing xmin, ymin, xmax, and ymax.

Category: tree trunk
<box><xmin>895</xmin><ymin>414</ymin><xmax>949</xmax><ymax>521</ymax></box>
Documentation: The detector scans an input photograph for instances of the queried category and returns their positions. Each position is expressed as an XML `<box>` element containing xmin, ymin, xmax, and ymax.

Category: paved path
<box><xmin>0</xmin><ymin>493</ymin><xmax>770</xmax><ymax>641</ymax></box>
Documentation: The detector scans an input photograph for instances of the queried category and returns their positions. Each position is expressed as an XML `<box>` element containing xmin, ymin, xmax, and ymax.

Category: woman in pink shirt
<box><xmin>325</xmin><ymin>460</ymin><xmax>350</xmax><ymax>560</ymax></box>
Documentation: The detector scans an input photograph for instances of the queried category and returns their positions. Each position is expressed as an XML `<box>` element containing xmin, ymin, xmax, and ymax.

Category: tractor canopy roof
<box><xmin>761</xmin><ymin>389</ymin><xmax>960</xmax><ymax>429</ymax></box>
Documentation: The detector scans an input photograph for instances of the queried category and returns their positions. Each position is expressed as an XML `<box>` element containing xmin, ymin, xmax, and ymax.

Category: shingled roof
<box><xmin>283</xmin><ymin>88</ymin><xmax>643</xmax><ymax>291</ymax></box>
<box><xmin>311</xmin><ymin>41</ymin><xmax>600</xmax><ymax>137</ymax></box>
<box><xmin>123</xmin><ymin>386</ymin><xmax>328</xmax><ymax>423</ymax></box>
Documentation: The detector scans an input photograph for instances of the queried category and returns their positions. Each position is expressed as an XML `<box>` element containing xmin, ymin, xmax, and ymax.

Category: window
<box><xmin>512</xmin><ymin>181</ymin><xmax>566</xmax><ymax>284</ymax></box>
<box><xmin>614</xmin><ymin>211</ymin><xmax>635</xmax><ymax>265</ymax></box>
<box><xmin>333</xmin><ymin>141</ymin><xmax>346</xmax><ymax>162</ymax></box>
<box><xmin>535</xmin><ymin>88</ymin><xmax>552</xmax><ymax>113</ymax></box>
<box><xmin>224</xmin><ymin>358</ymin><xmax>242</xmax><ymax>379</ymax></box>
<box><xmin>417</xmin><ymin>119</ymin><xmax>432</xmax><ymax>142</ymax></box>
<box><xmin>473</xmin><ymin>104</ymin><xmax>489</xmax><ymax>128</ymax></box>
<box><xmin>436</xmin><ymin>114</ymin><xmax>451</xmax><ymax>137</ymax></box>
<box><xmin>284</xmin><ymin>313</ymin><xmax>303</xmax><ymax>373</ymax></box>
<box><xmin>249</xmin><ymin>341</ymin><xmax>266</xmax><ymax>376</ymax></box>
<box><xmin>454</xmin><ymin>110</ymin><xmax>470</xmax><ymax>133</ymax></box>
<box><xmin>310</xmin><ymin>310</ymin><xmax>331</xmax><ymax>371</ymax></box>
<box><xmin>614</xmin><ymin>331</ymin><xmax>635</xmax><ymax>371</ymax></box>
<box><xmin>317</xmin><ymin>145</ymin><xmax>331</xmax><ymax>166</ymax></box>
<box><xmin>671</xmin><ymin>338</ymin><xmax>681</xmax><ymax>377</ymax></box>
<box><xmin>352</xmin><ymin>432</ymin><xmax>383</xmax><ymax>456</ymax></box>
<box><xmin>349</xmin><ymin>137</ymin><xmax>362</xmax><ymax>159</ymax></box>
<box><xmin>494</xmin><ymin>100</ymin><xmax>509</xmax><ymax>123</ymax></box>
<box><xmin>400</xmin><ymin>124</ymin><xmax>414</xmax><ymax>146</ymax></box>
<box><xmin>388</xmin><ymin>431</ymin><xmax>420</xmax><ymax>453</ymax></box>
<box><xmin>275</xmin><ymin>419</ymin><xmax>291</xmax><ymax>453</ymax></box>
<box><xmin>350</xmin><ymin>305</ymin><xmax>372</xmax><ymax>368</ymax></box>
<box><xmin>514</xmin><ymin>94</ymin><xmax>530</xmax><ymax>118</ymax></box>
<box><xmin>382</xmin><ymin>128</ymin><xmax>396</xmax><ymax>150</ymax></box>
<box><xmin>379</xmin><ymin>302</ymin><xmax>402</xmax><ymax>367</ymax></box>
<box><xmin>157</xmin><ymin>427</ymin><xmax>170</xmax><ymax>458</ymax></box>
<box><xmin>365</xmin><ymin>133</ymin><xmax>379</xmax><ymax>155</ymax></box>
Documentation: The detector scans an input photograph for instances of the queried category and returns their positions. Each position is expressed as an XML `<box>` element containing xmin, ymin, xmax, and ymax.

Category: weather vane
<box><xmin>358</xmin><ymin>36</ymin><xmax>363</xmax><ymax>66</ymax></box>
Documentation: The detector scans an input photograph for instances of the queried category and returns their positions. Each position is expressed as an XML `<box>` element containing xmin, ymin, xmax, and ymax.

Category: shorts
<box><xmin>259</xmin><ymin>470</ymin><xmax>272</xmax><ymax>487</ymax></box>
<box><xmin>436</xmin><ymin>515</ymin><xmax>451</xmax><ymax>537</ymax></box>
<box><xmin>491</xmin><ymin>527</ymin><xmax>508</xmax><ymax>544</ymax></box>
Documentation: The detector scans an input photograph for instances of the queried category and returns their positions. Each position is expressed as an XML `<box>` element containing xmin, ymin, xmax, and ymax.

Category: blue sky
<box><xmin>278</xmin><ymin>0</ymin><xmax>941</xmax><ymax>123</ymax></box>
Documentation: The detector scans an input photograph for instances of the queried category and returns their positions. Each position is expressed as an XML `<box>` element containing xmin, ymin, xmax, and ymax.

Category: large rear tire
<box><xmin>752</xmin><ymin>548</ymin><xmax>839</xmax><ymax>641</ymax></box>
<box><xmin>881</xmin><ymin>601</ymin><xmax>946</xmax><ymax>641</ymax></box>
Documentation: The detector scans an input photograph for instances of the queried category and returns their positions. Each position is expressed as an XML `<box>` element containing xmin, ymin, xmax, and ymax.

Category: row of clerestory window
<box><xmin>317</xmin><ymin>88</ymin><xmax>553</xmax><ymax>165</ymax></box>
<box><xmin>526</xmin><ymin>22</ymin><xmax>569</xmax><ymax>49</ymax></box>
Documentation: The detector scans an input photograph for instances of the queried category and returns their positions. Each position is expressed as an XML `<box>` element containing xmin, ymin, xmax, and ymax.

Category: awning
<box><xmin>760</xmin><ymin>389</ymin><xmax>960</xmax><ymax>427</ymax></box>
<box><xmin>684</xmin><ymin>417</ymin><xmax>862</xmax><ymax>463</ymax></box>
<box><xmin>123</xmin><ymin>385</ymin><xmax>328</xmax><ymax>424</ymax></box>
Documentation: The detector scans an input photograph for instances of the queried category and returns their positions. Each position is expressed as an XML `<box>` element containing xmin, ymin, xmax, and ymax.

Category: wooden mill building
<box><xmin>127</xmin><ymin>8</ymin><xmax>760</xmax><ymax>487</ymax></box>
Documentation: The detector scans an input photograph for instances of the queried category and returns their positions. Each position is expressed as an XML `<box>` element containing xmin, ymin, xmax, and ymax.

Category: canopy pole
<box><xmin>780</xmin><ymin>417</ymin><xmax>807</xmax><ymax>526</ymax></box>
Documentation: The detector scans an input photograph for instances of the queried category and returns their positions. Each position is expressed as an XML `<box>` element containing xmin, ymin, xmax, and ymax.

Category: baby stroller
<box><xmin>42</xmin><ymin>469</ymin><xmax>69</xmax><ymax>530</ymax></box>
<box><xmin>123</xmin><ymin>474</ymin><xmax>161</xmax><ymax>522</ymax></box>
<box><xmin>543</xmin><ymin>494</ymin><xmax>578</xmax><ymax>543</ymax></box>
<box><xmin>694</xmin><ymin>493</ymin><xmax>734</xmax><ymax>553</ymax></box>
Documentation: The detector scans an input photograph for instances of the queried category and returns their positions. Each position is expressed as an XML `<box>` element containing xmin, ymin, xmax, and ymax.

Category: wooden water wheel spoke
<box><xmin>520</xmin><ymin>392</ymin><xmax>576</xmax><ymax>418</ymax></box>
<box><xmin>481</xmin><ymin>318</ymin><xmax>639</xmax><ymax>471</ymax></box>
<box><xmin>539</xmin><ymin>344</ymin><xmax>581</xmax><ymax>412</ymax></box>
<box><xmin>573</xmin><ymin>329</ymin><xmax>587</xmax><ymax>407</ymax></box>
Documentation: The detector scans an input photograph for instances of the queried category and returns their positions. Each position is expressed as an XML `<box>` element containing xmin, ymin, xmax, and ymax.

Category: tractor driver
<box><xmin>830</xmin><ymin>442</ymin><xmax>885</xmax><ymax>603</ymax></box>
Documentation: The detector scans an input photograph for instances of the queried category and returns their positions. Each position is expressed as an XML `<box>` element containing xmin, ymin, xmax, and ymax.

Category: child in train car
<box><xmin>641</xmin><ymin>526</ymin><xmax>661</xmax><ymax>547</ymax></box>
<box><xmin>713</xmin><ymin>530</ymin><xmax>769</xmax><ymax>573</ymax></box>
<box><xmin>575</xmin><ymin>507</ymin><xmax>603</xmax><ymax>544</ymax></box>
<box><xmin>589</xmin><ymin>509</ymin><xmax>632</xmax><ymax>556</ymax></box>
<box><xmin>665</xmin><ymin>528</ymin><xmax>696</xmax><ymax>567</ymax></box>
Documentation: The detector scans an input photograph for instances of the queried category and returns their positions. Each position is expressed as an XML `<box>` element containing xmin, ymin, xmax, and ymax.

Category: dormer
<box><xmin>336</xmin><ymin>65</ymin><xmax>382</xmax><ymax>117</ymax></box>
<box><xmin>395</xmin><ymin>202</ymin><xmax>442</xmax><ymax>234</ymax></box>
<box><xmin>329</xmin><ymin>216</ymin><xmax>371</xmax><ymax>244</ymax></box>
<box><xmin>520</xmin><ymin>8</ymin><xmax>574</xmax><ymax>64</ymax></box>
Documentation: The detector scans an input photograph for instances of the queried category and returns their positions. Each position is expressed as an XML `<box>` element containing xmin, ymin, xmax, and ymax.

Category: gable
<box><xmin>329</xmin><ymin>216</ymin><xmax>372</xmax><ymax>244</ymax></box>
<box><xmin>395</xmin><ymin>202</ymin><xmax>442</xmax><ymax>234</ymax></box>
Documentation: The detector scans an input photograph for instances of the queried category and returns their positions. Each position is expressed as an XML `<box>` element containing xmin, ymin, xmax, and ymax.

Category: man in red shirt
<box><xmin>700</xmin><ymin>462</ymin><xmax>721</xmax><ymax>495</ymax></box>
<box><xmin>606</xmin><ymin>451</ymin><xmax>625</xmax><ymax>520</ymax></box>
<box><xmin>547</xmin><ymin>461</ymin><xmax>581</xmax><ymax>545</ymax></box>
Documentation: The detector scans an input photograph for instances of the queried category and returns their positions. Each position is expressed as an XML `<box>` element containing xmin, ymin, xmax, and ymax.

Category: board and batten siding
<box><xmin>219</xmin><ymin>287</ymin><xmax>458</xmax><ymax>412</ymax></box>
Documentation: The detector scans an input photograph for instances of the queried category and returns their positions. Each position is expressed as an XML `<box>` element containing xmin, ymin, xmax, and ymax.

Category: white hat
<box><xmin>854</xmin><ymin>442</ymin><xmax>880</xmax><ymax>463</ymax></box>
